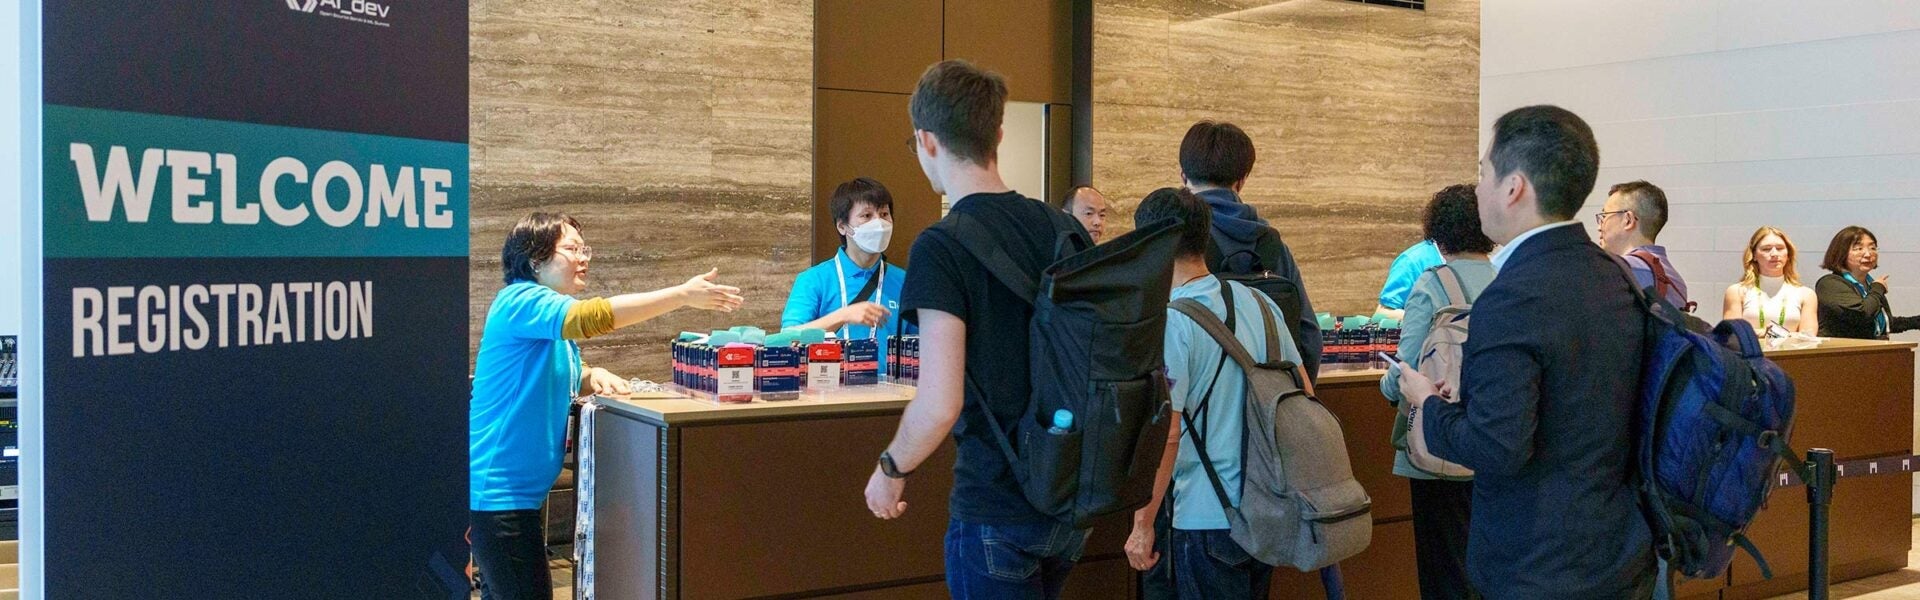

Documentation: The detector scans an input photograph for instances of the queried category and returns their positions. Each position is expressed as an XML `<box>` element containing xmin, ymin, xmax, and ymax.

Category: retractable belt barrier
<box><xmin>1773</xmin><ymin>452</ymin><xmax>1919</xmax><ymax>488</ymax></box>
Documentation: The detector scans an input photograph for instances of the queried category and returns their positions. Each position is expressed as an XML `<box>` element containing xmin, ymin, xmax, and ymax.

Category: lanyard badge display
<box><xmin>1842</xmin><ymin>272</ymin><xmax>1890</xmax><ymax>336</ymax></box>
<box><xmin>835</xmin><ymin>253</ymin><xmax>886</xmax><ymax>340</ymax></box>
<box><xmin>1756</xmin><ymin>289</ymin><xmax>1788</xmax><ymax>333</ymax></box>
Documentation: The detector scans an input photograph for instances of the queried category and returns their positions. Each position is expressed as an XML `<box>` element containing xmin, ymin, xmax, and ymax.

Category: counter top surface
<box><xmin>597</xmin><ymin>338</ymin><xmax>1912</xmax><ymax>425</ymax></box>
<box><xmin>1286</xmin><ymin>338</ymin><xmax>1914</xmax><ymax>388</ymax></box>
<box><xmin>596</xmin><ymin>382</ymin><xmax>917</xmax><ymax>426</ymax></box>
<box><xmin>1760</xmin><ymin>336</ymin><xmax>1916</xmax><ymax>358</ymax></box>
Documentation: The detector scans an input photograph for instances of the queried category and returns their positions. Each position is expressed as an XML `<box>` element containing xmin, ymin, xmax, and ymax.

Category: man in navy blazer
<box><xmin>1399</xmin><ymin>105</ymin><xmax>1655</xmax><ymax>599</ymax></box>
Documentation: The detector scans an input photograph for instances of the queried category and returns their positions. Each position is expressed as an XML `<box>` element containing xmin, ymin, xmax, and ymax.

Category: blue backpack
<box><xmin>1623</xmin><ymin>264</ymin><xmax>1799</xmax><ymax>581</ymax></box>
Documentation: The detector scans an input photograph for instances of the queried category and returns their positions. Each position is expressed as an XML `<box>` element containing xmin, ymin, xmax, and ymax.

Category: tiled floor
<box><xmin>1764</xmin><ymin>519</ymin><xmax>1920</xmax><ymax>599</ymax></box>
<box><xmin>484</xmin><ymin>523</ymin><xmax>1920</xmax><ymax>600</ymax></box>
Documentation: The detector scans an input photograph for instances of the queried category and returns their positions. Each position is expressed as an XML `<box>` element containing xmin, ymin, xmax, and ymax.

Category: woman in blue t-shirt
<box><xmin>470</xmin><ymin>212</ymin><xmax>743</xmax><ymax>599</ymax></box>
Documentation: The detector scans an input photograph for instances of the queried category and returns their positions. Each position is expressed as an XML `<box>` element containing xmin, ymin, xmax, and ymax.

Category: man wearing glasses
<box><xmin>1594</xmin><ymin>180</ymin><xmax>1692</xmax><ymax>311</ymax></box>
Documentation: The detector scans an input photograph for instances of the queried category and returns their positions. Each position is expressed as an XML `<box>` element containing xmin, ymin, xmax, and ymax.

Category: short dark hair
<box><xmin>1489</xmin><ymin>105</ymin><xmax>1600</xmax><ymax>221</ymax></box>
<box><xmin>1423</xmin><ymin>183</ymin><xmax>1494</xmax><ymax>255</ymax></box>
<box><xmin>909</xmin><ymin>60</ymin><xmax>1008</xmax><ymax>166</ymax></box>
<box><xmin>501</xmin><ymin>212</ymin><xmax>581</xmax><ymax>284</ymax></box>
<box><xmin>1134</xmin><ymin>187</ymin><xmax>1209</xmax><ymax>258</ymax></box>
<box><xmin>1055</xmin><ymin>185</ymin><xmax>1101</xmax><ymax>211</ymax></box>
<box><xmin>830</xmin><ymin>177</ymin><xmax>894</xmax><ymax>228</ymax></box>
<box><xmin>1820</xmin><ymin>226</ymin><xmax>1878</xmax><ymax>273</ymax></box>
<box><xmin>1179</xmin><ymin>121</ymin><xmax>1256</xmax><ymax>188</ymax></box>
<box><xmin>1608</xmin><ymin>180</ymin><xmax>1669</xmax><ymax>239</ymax></box>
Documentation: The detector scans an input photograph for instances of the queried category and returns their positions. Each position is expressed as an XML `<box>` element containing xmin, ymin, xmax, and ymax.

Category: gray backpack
<box><xmin>1170</xmin><ymin>280</ymin><xmax>1372</xmax><ymax>571</ymax></box>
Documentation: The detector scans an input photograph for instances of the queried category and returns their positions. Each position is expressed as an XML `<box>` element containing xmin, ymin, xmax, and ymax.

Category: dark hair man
<box><xmin>1398</xmin><ymin>105</ymin><xmax>1656</xmax><ymax>598</ymax></box>
<box><xmin>1596</xmin><ymin>180</ymin><xmax>1691</xmax><ymax>310</ymax></box>
<box><xmin>781</xmin><ymin>177</ymin><xmax>911</xmax><ymax>367</ymax></box>
<box><xmin>1178</xmin><ymin>120</ymin><xmax>1322</xmax><ymax>379</ymax></box>
<box><xmin>1055</xmin><ymin>185</ymin><xmax>1111</xmax><ymax>243</ymax></box>
<box><xmin>862</xmin><ymin>60</ymin><xmax>1094</xmax><ymax>599</ymax></box>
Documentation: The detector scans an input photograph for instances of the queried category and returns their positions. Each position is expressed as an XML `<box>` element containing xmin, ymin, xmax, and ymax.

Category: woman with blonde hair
<box><xmin>1722</xmin><ymin>226</ymin><xmax>1819</xmax><ymax>335</ymax></box>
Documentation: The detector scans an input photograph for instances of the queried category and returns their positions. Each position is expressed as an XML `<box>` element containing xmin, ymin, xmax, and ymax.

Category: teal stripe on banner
<box><xmin>43</xmin><ymin>105</ymin><xmax>468</xmax><ymax>258</ymax></box>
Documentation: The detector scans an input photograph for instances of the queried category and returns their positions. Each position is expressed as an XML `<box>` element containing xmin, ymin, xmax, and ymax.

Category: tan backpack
<box><xmin>1404</xmin><ymin>265</ymin><xmax>1474</xmax><ymax>477</ymax></box>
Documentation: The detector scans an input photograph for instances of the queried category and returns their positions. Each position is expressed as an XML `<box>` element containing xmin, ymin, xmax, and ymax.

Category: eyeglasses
<box><xmin>1594</xmin><ymin>210</ymin><xmax>1630</xmax><ymax>225</ymax></box>
<box><xmin>557</xmin><ymin>244</ymin><xmax>593</xmax><ymax>260</ymax></box>
<box><xmin>906</xmin><ymin>132</ymin><xmax>919</xmax><ymax>155</ymax></box>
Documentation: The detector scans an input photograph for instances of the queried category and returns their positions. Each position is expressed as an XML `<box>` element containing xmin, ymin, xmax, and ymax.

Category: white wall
<box><xmin>1000</xmin><ymin>101</ymin><xmax>1050</xmax><ymax>204</ymax></box>
<box><xmin>1481</xmin><ymin>0</ymin><xmax>1920</xmax><ymax>511</ymax></box>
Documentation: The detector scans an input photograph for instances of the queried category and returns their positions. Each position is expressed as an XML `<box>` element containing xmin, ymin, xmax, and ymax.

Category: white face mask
<box><xmin>851</xmin><ymin>219</ymin><xmax>893</xmax><ymax>254</ymax></box>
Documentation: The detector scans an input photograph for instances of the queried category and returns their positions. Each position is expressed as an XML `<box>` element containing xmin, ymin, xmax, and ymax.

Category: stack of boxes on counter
<box><xmin>1319</xmin><ymin>313</ymin><xmax>1403</xmax><ymax>371</ymax></box>
<box><xmin>886</xmin><ymin>332</ymin><xmax>919</xmax><ymax>385</ymax></box>
<box><xmin>670</xmin><ymin>326</ymin><xmax>893</xmax><ymax>404</ymax></box>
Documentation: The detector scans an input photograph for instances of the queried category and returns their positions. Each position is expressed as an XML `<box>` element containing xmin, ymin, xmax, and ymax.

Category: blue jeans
<box><xmin>945</xmin><ymin>518</ymin><xmax>1089</xmax><ymax>599</ymax></box>
<box><xmin>1170</xmin><ymin>528</ymin><xmax>1271</xmax><ymax>600</ymax></box>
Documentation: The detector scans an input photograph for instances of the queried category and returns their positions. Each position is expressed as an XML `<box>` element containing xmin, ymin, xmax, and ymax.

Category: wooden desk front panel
<box><xmin>678</xmin><ymin>415</ymin><xmax>957</xmax><ymax>599</ymax></box>
<box><xmin>1723</xmin><ymin>347</ymin><xmax>1915</xmax><ymax>599</ymax></box>
<box><xmin>1269</xmin><ymin>519</ymin><xmax>1420</xmax><ymax>599</ymax></box>
<box><xmin>1316</xmin><ymin>377</ymin><xmax>1414</xmax><ymax>522</ymax></box>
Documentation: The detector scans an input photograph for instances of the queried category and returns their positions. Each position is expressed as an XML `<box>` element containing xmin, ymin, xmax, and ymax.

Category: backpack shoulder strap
<box><xmin>1248</xmin><ymin>284</ymin><xmax>1285</xmax><ymax>367</ymax></box>
<box><xmin>1628</xmin><ymin>250</ymin><xmax>1673</xmax><ymax>292</ymax></box>
<box><xmin>1167</xmin><ymin>296</ymin><xmax>1242</xmax><ymax>515</ymax></box>
<box><xmin>944</xmin><ymin>211</ymin><xmax>1039</xmax><ymax>304</ymax></box>
<box><xmin>941</xmin><ymin>212</ymin><xmax>1043</xmax><ymax>484</ymax></box>
<box><xmin>1433</xmin><ymin>264</ymin><xmax>1469</xmax><ymax>308</ymax></box>
<box><xmin>1170</xmin><ymin>296</ymin><xmax>1259</xmax><ymax>373</ymax></box>
<box><xmin>849</xmin><ymin>254</ymin><xmax>885</xmax><ymax>304</ymax></box>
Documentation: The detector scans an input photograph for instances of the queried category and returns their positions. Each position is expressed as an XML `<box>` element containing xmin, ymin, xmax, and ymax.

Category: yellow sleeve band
<box><xmin>563</xmin><ymin>297</ymin><xmax>616</xmax><ymax>340</ymax></box>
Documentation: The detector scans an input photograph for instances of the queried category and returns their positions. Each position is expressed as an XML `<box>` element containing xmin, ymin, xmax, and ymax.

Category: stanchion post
<box><xmin>1806</xmin><ymin>448</ymin><xmax>1836</xmax><ymax>600</ymax></box>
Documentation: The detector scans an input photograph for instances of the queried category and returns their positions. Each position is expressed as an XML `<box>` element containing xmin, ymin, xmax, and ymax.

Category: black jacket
<box><xmin>1422</xmin><ymin>224</ymin><xmax>1655</xmax><ymax>598</ymax></box>
<box><xmin>1815</xmin><ymin>272</ymin><xmax>1920</xmax><ymax>340</ymax></box>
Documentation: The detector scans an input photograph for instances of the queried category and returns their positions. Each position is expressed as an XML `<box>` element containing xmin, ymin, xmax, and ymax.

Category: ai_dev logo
<box><xmin>283</xmin><ymin>0</ymin><xmax>393</xmax><ymax>28</ymax></box>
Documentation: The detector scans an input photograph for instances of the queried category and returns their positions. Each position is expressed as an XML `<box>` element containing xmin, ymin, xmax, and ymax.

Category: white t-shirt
<box><xmin>1738</xmin><ymin>276</ymin><xmax>1814</xmax><ymax>332</ymax></box>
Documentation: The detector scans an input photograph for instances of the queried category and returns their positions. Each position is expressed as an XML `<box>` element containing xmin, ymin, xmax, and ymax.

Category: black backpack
<box><xmin>1207</xmin><ymin>227</ymin><xmax>1321</xmax><ymax>380</ymax></box>
<box><xmin>942</xmin><ymin>209</ymin><xmax>1184</xmax><ymax>528</ymax></box>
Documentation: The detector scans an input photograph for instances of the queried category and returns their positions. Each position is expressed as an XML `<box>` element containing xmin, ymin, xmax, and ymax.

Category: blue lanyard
<box><xmin>1841</xmin><ymin>272</ymin><xmax>1889</xmax><ymax>336</ymax></box>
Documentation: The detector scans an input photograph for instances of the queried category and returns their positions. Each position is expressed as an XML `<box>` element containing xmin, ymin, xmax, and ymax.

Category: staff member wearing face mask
<box><xmin>784</xmin><ymin>177</ymin><xmax>913</xmax><ymax>364</ymax></box>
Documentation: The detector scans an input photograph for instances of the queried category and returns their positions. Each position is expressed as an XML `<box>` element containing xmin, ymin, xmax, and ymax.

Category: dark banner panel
<box><xmin>39</xmin><ymin>0</ymin><xmax>470</xmax><ymax>596</ymax></box>
<box><xmin>44</xmin><ymin>0</ymin><xmax>467</xmax><ymax>142</ymax></box>
<box><xmin>43</xmin><ymin>257</ymin><xmax>469</xmax><ymax>599</ymax></box>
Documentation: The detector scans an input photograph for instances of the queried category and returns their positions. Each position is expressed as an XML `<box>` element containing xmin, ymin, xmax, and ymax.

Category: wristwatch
<box><xmin>878</xmin><ymin>450</ymin><xmax>912</xmax><ymax>479</ymax></box>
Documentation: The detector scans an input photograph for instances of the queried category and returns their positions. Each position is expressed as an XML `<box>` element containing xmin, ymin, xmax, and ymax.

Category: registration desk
<box><xmin>588</xmin><ymin>384</ymin><xmax>1140</xmax><ymax>599</ymax></box>
<box><xmin>589</xmin><ymin>338</ymin><xmax>1914</xmax><ymax>599</ymax></box>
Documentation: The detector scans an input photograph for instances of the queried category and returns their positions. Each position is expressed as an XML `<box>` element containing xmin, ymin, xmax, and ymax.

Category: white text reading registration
<box><xmin>72</xmin><ymin>282</ymin><xmax>375</xmax><ymax>358</ymax></box>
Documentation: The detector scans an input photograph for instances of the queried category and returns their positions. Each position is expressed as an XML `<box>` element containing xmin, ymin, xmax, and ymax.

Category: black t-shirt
<box><xmin>900</xmin><ymin>191</ymin><xmax>1084</xmax><ymax>524</ymax></box>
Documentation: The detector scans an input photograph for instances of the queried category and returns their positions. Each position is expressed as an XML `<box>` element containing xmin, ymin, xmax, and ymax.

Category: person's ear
<box><xmin>917</xmin><ymin>130</ymin><xmax>938</xmax><ymax>159</ymax></box>
<box><xmin>1504</xmin><ymin>173</ymin><xmax>1526</xmax><ymax>207</ymax></box>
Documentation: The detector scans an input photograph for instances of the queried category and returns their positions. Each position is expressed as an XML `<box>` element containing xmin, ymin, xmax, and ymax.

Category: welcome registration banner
<box><xmin>29</xmin><ymin>1</ymin><xmax>470</xmax><ymax>597</ymax></box>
